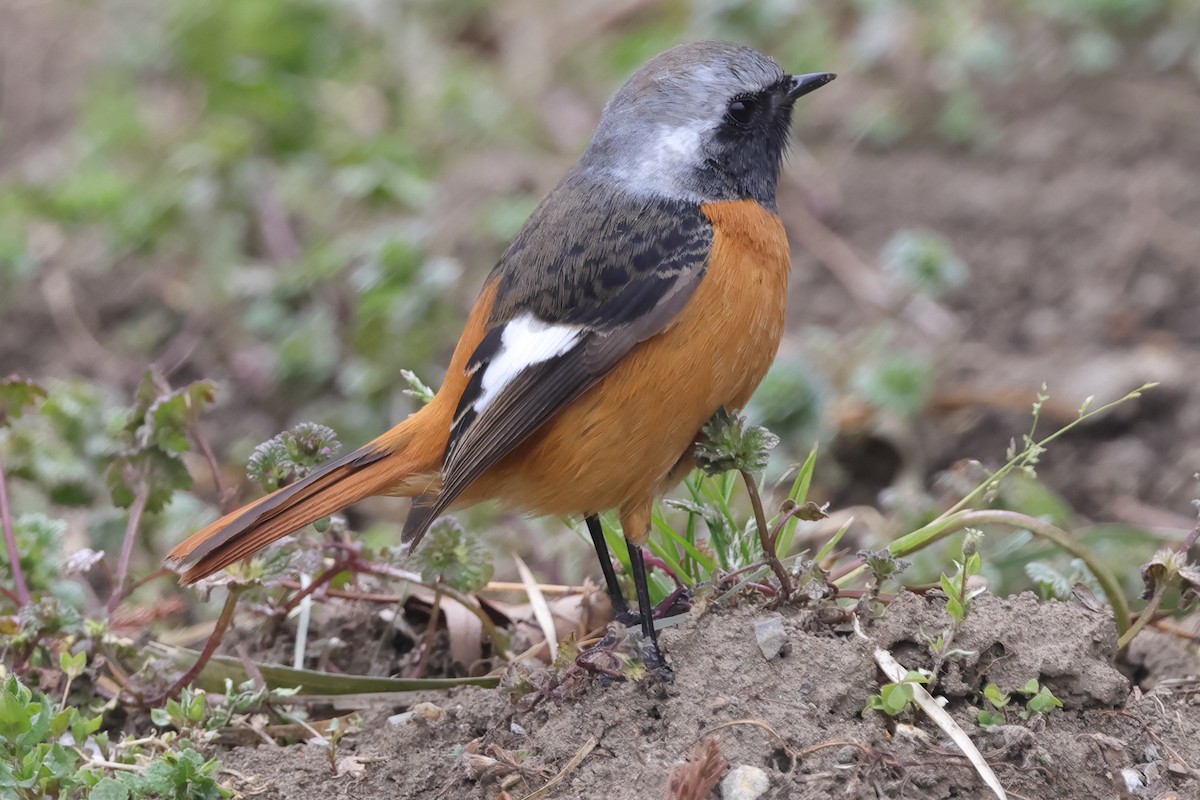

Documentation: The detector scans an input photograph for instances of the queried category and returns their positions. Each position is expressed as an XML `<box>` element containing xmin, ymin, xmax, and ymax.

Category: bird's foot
<box><xmin>574</xmin><ymin>624</ymin><xmax>672</xmax><ymax>682</ymax></box>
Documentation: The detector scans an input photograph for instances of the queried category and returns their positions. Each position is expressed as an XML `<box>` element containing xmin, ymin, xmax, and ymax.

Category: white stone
<box><xmin>721</xmin><ymin>765</ymin><xmax>770</xmax><ymax>800</ymax></box>
<box><xmin>754</xmin><ymin>614</ymin><xmax>788</xmax><ymax>660</ymax></box>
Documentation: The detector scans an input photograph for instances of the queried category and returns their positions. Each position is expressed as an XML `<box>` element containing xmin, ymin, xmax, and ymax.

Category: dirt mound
<box><xmin>215</xmin><ymin>594</ymin><xmax>1200</xmax><ymax>799</ymax></box>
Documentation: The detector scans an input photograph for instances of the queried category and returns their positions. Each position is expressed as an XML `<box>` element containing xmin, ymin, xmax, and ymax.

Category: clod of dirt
<box><xmin>873</xmin><ymin>591</ymin><xmax>1129</xmax><ymax>706</ymax></box>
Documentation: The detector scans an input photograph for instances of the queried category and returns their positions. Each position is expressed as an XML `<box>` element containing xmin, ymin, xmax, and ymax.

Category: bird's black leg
<box><xmin>627</xmin><ymin>541</ymin><xmax>669</xmax><ymax>673</ymax></box>
<box><xmin>586</xmin><ymin>515</ymin><xmax>632</xmax><ymax>620</ymax></box>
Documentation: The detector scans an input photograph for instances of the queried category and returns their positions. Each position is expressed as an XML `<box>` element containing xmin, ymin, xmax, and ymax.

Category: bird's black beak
<box><xmin>787</xmin><ymin>72</ymin><xmax>837</xmax><ymax>100</ymax></box>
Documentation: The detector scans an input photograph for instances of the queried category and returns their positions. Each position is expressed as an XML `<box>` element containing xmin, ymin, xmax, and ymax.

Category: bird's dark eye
<box><xmin>726</xmin><ymin>96</ymin><xmax>756</xmax><ymax>125</ymax></box>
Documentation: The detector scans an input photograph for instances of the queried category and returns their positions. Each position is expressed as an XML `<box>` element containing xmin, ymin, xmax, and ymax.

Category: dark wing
<box><xmin>401</xmin><ymin>172</ymin><xmax>712</xmax><ymax>546</ymax></box>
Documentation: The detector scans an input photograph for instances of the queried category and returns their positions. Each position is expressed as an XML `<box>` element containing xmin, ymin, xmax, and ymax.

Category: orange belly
<box><xmin>459</xmin><ymin>199</ymin><xmax>790</xmax><ymax>539</ymax></box>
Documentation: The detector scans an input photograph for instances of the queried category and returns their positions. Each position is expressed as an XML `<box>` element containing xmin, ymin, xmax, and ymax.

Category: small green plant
<box><xmin>1118</xmin><ymin>547</ymin><xmax>1200</xmax><ymax>650</ymax></box>
<box><xmin>940</xmin><ymin>530</ymin><xmax>985</xmax><ymax>625</ymax></box>
<box><xmin>851</xmin><ymin>355</ymin><xmax>934</xmax><ymax>418</ymax></box>
<box><xmin>976</xmin><ymin>679</ymin><xmax>1063</xmax><ymax>727</ymax></box>
<box><xmin>150</xmin><ymin>687</ymin><xmax>209</xmax><ymax>736</ymax></box>
<box><xmin>246</xmin><ymin>422</ymin><xmax>342</xmax><ymax>492</ymax></box>
<box><xmin>881</xmin><ymin>229</ymin><xmax>968</xmax><ymax>299</ymax></box>
<box><xmin>0</xmin><ymin>672</ymin><xmax>103</xmax><ymax>798</ymax></box>
<box><xmin>865</xmin><ymin>669</ymin><xmax>930</xmax><ymax>717</ymax></box>
<box><xmin>106</xmin><ymin>747</ymin><xmax>229</xmax><ymax>800</ymax></box>
<box><xmin>414</xmin><ymin>518</ymin><xmax>495</xmax><ymax>594</ymax></box>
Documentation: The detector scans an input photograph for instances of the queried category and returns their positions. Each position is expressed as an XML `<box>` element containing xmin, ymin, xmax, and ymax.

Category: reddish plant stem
<box><xmin>740</xmin><ymin>469</ymin><xmax>794</xmax><ymax>598</ymax></box>
<box><xmin>121</xmin><ymin>567</ymin><xmax>170</xmax><ymax>601</ymax></box>
<box><xmin>190</xmin><ymin>423</ymin><xmax>236</xmax><ymax>514</ymax></box>
<box><xmin>0</xmin><ymin>584</ymin><xmax>19</xmax><ymax>605</ymax></box>
<box><xmin>1181</xmin><ymin>516</ymin><xmax>1200</xmax><ymax>553</ymax></box>
<box><xmin>0</xmin><ymin>455</ymin><xmax>29</xmax><ymax>606</ymax></box>
<box><xmin>108</xmin><ymin>484</ymin><xmax>149</xmax><ymax>614</ymax></box>
<box><xmin>144</xmin><ymin>586</ymin><xmax>243</xmax><ymax>706</ymax></box>
<box><xmin>277</xmin><ymin>581</ymin><xmax>402</xmax><ymax>603</ymax></box>
<box><xmin>280</xmin><ymin>558</ymin><xmax>352</xmax><ymax>615</ymax></box>
<box><xmin>641</xmin><ymin>551</ymin><xmax>686</xmax><ymax>589</ymax></box>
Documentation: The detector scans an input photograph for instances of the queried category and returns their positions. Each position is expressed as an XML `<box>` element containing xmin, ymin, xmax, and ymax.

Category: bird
<box><xmin>166</xmin><ymin>41</ymin><xmax>835</xmax><ymax>670</ymax></box>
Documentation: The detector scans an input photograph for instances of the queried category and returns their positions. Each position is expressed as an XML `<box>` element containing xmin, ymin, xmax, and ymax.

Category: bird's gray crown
<box><xmin>580</xmin><ymin>41</ymin><xmax>792</xmax><ymax>203</ymax></box>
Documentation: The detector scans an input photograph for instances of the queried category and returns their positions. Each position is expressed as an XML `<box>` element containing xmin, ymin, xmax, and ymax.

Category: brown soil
<box><xmin>213</xmin><ymin>593</ymin><xmax>1200</xmax><ymax>799</ymax></box>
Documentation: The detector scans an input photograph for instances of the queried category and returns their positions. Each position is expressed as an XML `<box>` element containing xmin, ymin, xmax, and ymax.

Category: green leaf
<box><xmin>1025</xmin><ymin>561</ymin><xmax>1072</xmax><ymax>600</ymax></box>
<box><xmin>105</xmin><ymin>449</ymin><xmax>192</xmax><ymax>512</ymax></box>
<box><xmin>1020</xmin><ymin>678</ymin><xmax>1040</xmax><ymax>695</ymax></box>
<box><xmin>89</xmin><ymin>777</ymin><xmax>130</xmax><ymax>800</ymax></box>
<box><xmin>1025</xmin><ymin>686</ymin><xmax>1063</xmax><ymax>715</ymax></box>
<box><xmin>60</xmin><ymin>649</ymin><xmax>87</xmax><ymax>678</ymax></box>
<box><xmin>880</xmin><ymin>682</ymin><xmax>913</xmax><ymax>715</ymax></box>
<box><xmin>976</xmin><ymin>710</ymin><xmax>1005</xmax><ymax>727</ymax></box>
<box><xmin>0</xmin><ymin>681</ymin><xmax>32</xmax><ymax>739</ymax></box>
<box><xmin>945</xmin><ymin>594</ymin><xmax>964</xmax><ymax>624</ymax></box>
<box><xmin>0</xmin><ymin>374</ymin><xmax>46</xmax><ymax>427</ymax></box>
<box><xmin>70</xmin><ymin>710</ymin><xmax>102</xmax><ymax>744</ymax></box>
<box><xmin>187</xmin><ymin>690</ymin><xmax>207</xmax><ymax>724</ymax></box>
<box><xmin>982</xmin><ymin>683</ymin><xmax>1010</xmax><ymax>708</ymax></box>
<box><xmin>149</xmin><ymin>642</ymin><xmax>501</xmax><ymax>694</ymax></box>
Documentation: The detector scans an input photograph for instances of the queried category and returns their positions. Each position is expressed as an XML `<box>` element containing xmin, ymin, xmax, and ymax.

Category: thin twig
<box><xmin>409</xmin><ymin>582</ymin><xmax>442</xmax><ymax>679</ymax></box>
<box><xmin>190</xmin><ymin>423</ymin><xmax>236</xmax><ymax>514</ymax></box>
<box><xmin>518</xmin><ymin>735</ymin><xmax>597</xmax><ymax>800</ymax></box>
<box><xmin>117</xmin><ymin>567</ymin><xmax>170</xmax><ymax>604</ymax></box>
<box><xmin>280</xmin><ymin>558</ymin><xmax>352</xmax><ymax>615</ymax></box>
<box><xmin>0</xmin><ymin>454</ymin><xmax>29</xmax><ymax>606</ymax></box>
<box><xmin>143</xmin><ymin>586</ymin><xmax>243</xmax><ymax>706</ymax></box>
<box><xmin>1117</xmin><ymin>579</ymin><xmax>1169</xmax><ymax>650</ymax></box>
<box><xmin>740</xmin><ymin>470</ymin><xmax>793</xmax><ymax>598</ymax></box>
<box><xmin>108</xmin><ymin>483</ymin><xmax>149</xmax><ymax>614</ymax></box>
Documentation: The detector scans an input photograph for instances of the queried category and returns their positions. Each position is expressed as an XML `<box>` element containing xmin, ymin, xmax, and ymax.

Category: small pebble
<box><xmin>834</xmin><ymin>746</ymin><xmax>859</xmax><ymax>765</ymax></box>
<box><xmin>753</xmin><ymin>614</ymin><xmax>788</xmax><ymax>660</ymax></box>
<box><xmin>1120</xmin><ymin>768</ymin><xmax>1144</xmax><ymax>792</ymax></box>
<box><xmin>709</xmin><ymin>695</ymin><xmax>731</xmax><ymax>712</ymax></box>
<box><xmin>721</xmin><ymin>765</ymin><xmax>770</xmax><ymax>800</ymax></box>
<box><xmin>413</xmin><ymin>702</ymin><xmax>446</xmax><ymax>723</ymax></box>
<box><xmin>387</xmin><ymin>711</ymin><xmax>414</xmax><ymax>726</ymax></box>
<box><xmin>511</xmin><ymin>721</ymin><xmax>527</xmax><ymax>737</ymax></box>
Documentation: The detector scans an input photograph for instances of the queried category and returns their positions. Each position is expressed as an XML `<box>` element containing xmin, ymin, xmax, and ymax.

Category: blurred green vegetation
<box><xmin>1</xmin><ymin>0</ymin><xmax>1194</xmax><ymax>611</ymax></box>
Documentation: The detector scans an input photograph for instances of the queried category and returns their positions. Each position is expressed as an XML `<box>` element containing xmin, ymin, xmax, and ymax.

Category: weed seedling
<box><xmin>864</xmin><ymin>669</ymin><xmax>930</xmax><ymax>718</ymax></box>
<box><xmin>975</xmin><ymin>679</ymin><xmax>1063</xmax><ymax>727</ymax></box>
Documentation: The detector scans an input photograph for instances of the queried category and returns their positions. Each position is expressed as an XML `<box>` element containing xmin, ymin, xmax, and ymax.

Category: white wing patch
<box><xmin>474</xmin><ymin>314</ymin><xmax>581</xmax><ymax>412</ymax></box>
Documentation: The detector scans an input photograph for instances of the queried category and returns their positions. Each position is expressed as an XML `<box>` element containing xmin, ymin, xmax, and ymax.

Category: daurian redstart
<box><xmin>167</xmin><ymin>41</ymin><xmax>835</xmax><ymax>668</ymax></box>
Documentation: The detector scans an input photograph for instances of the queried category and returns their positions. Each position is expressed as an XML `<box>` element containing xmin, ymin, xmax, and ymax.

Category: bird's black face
<box><xmin>703</xmin><ymin>72</ymin><xmax>835</xmax><ymax>208</ymax></box>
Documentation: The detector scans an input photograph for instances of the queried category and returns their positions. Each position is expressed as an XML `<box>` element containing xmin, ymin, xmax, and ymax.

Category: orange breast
<box><xmin>462</xmin><ymin>199</ymin><xmax>791</xmax><ymax>535</ymax></box>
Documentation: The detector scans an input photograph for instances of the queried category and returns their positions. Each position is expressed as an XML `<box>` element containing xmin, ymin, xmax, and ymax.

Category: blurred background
<box><xmin>2</xmin><ymin>0</ymin><xmax>1198</xmax><ymax>602</ymax></box>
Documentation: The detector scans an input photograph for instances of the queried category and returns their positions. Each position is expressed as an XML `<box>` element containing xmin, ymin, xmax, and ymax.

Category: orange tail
<box><xmin>165</xmin><ymin>411</ymin><xmax>443</xmax><ymax>584</ymax></box>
